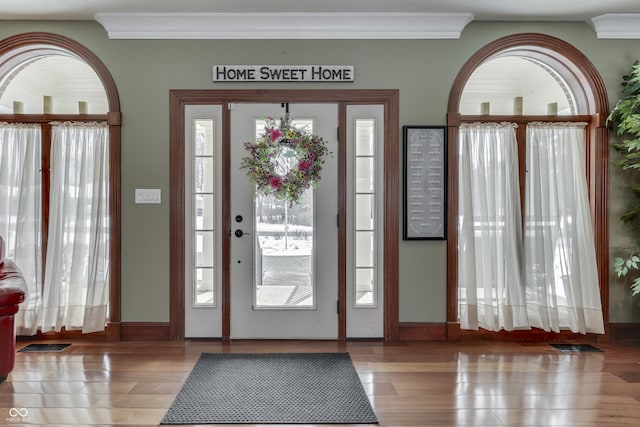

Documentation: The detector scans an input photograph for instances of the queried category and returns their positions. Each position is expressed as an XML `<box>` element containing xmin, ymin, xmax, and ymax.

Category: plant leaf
<box><xmin>632</xmin><ymin>277</ymin><xmax>640</xmax><ymax>295</ymax></box>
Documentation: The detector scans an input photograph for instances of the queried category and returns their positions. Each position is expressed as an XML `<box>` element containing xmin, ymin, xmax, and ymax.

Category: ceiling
<box><xmin>1</xmin><ymin>0</ymin><xmax>640</xmax><ymax>22</ymax></box>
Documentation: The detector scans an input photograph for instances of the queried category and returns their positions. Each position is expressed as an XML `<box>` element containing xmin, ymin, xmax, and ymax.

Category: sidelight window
<box><xmin>192</xmin><ymin>119</ymin><xmax>217</xmax><ymax>307</ymax></box>
<box><xmin>354</xmin><ymin>119</ymin><xmax>378</xmax><ymax>307</ymax></box>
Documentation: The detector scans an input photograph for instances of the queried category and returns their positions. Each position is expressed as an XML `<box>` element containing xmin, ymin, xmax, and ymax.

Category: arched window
<box><xmin>460</xmin><ymin>56</ymin><xmax>577</xmax><ymax>115</ymax></box>
<box><xmin>0</xmin><ymin>55</ymin><xmax>108</xmax><ymax>114</ymax></box>
<box><xmin>446</xmin><ymin>33</ymin><xmax>609</xmax><ymax>339</ymax></box>
<box><xmin>0</xmin><ymin>33</ymin><xmax>121</xmax><ymax>337</ymax></box>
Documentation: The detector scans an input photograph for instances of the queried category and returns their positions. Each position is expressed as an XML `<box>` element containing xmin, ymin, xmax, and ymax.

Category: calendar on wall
<box><xmin>402</xmin><ymin>126</ymin><xmax>447</xmax><ymax>240</ymax></box>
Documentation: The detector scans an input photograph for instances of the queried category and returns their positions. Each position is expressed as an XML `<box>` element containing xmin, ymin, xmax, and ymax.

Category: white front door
<box><xmin>230</xmin><ymin>103</ymin><xmax>339</xmax><ymax>339</ymax></box>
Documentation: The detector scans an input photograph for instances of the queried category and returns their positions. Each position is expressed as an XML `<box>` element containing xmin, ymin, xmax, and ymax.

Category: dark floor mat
<box><xmin>161</xmin><ymin>352</ymin><xmax>378</xmax><ymax>424</ymax></box>
<box><xmin>18</xmin><ymin>343</ymin><xmax>71</xmax><ymax>352</ymax></box>
<box><xmin>549</xmin><ymin>343</ymin><xmax>603</xmax><ymax>352</ymax></box>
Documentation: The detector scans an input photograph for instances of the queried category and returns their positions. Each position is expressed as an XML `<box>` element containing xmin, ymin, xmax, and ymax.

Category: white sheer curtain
<box><xmin>0</xmin><ymin>123</ymin><xmax>42</xmax><ymax>335</ymax></box>
<box><xmin>458</xmin><ymin>123</ymin><xmax>530</xmax><ymax>331</ymax></box>
<box><xmin>41</xmin><ymin>122</ymin><xmax>109</xmax><ymax>334</ymax></box>
<box><xmin>525</xmin><ymin>123</ymin><xmax>604</xmax><ymax>334</ymax></box>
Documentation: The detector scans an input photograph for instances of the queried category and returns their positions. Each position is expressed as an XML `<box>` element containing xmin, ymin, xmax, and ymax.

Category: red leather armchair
<box><xmin>0</xmin><ymin>236</ymin><xmax>27</xmax><ymax>382</ymax></box>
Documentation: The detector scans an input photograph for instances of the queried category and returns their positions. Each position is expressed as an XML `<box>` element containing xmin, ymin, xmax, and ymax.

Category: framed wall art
<box><xmin>402</xmin><ymin>126</ymin><xmax>447</xmax><ymax>240</ymax></box>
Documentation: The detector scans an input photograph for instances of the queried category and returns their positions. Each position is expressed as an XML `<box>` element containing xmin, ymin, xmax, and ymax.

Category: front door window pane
<box><xmin>254</xmin><ymin>119</ymin><xmax>315</xmax><ymax>309</ymax></box>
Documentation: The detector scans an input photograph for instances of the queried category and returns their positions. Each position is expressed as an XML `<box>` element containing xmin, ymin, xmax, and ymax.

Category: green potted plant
<box><xmin>608</xmin><ymin>60</ymin><xmax>640</xmax><ymax>295</ymax></box>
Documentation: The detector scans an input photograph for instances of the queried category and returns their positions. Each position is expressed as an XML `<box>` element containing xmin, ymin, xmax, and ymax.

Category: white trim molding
<box><xmin>95</xmin><ymin>12</ymin><xmax>474</xmax><ymax>40</ymax></box>
<box><xmin>591</xmin><ymin>14</ymin><xmax>640</xmax><ymax>39</ymax></box>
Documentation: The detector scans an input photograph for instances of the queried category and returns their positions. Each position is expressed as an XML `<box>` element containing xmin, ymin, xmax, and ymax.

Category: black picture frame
<box><xmin>402</xmin><ymin>126</ymin><xmax>447</xmax><ymax>240</ymax></box>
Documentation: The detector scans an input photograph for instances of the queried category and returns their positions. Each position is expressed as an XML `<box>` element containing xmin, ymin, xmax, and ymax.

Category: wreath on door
<box><xmin>240</xmin><ymin>114</ymin><xmax>331</xmax><ymax>206</ymax></box>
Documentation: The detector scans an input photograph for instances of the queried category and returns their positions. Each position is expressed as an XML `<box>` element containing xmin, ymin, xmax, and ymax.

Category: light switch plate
<box><xmin>135</xmin><ymin>188</ymin><xmax>161</xmax><ymax>204</ymax></box>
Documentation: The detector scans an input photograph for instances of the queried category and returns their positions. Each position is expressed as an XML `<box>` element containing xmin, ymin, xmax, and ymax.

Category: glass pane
<box><xmin>355</xmin><ymin>268</ymin><xmax>375</xmax><ymax>306</ymax></box>
<box><xmin>460</xmin><ymin>56</ymin><xmax>577</xmax><ymax>115</ymax></box>
<box><xmin>255</xmin><ymin>192</ymin><xmax>314</xmax><ymax>308</ymax></box>
<box><xmin>356</xmin><ymin>194</ymin><xmax>374</xmax><ymax>230</ymax></box>
<box><xmin>292</xmin><ymin>119</ymin><xmax>313</xmax><ymax>132</ymax></box>
<box><xmin>255</xmin><ymin>119</ymin><xmax>313</xmax><ymax>138</ymax></box>
<box><xmin>356</xmin><ymin>119</ymin><xmax>375</xmax><ymax>155</ymax></box>
<box><xmin>194</xmin><ymin>157</ymin><xmax>214</xmax><ymax>193</ymax></box>
<box><xmin>195</xmin><ymin>230</ymin><xmax>214</xmax><ymax>267</ymax></box>
<box><xmin>195</xmin><ymin>267</ymin><xmax>215</xmax><ymax>306</ymax></box>
<box><xmin>195</xmin><ymin>194</ymin><xmax>214</xmax><ymax>230</ymax></box>
<box><xmin>356</xmin><ymin>157</ymin><xmax>374</xmax><ymax>193</ymax></box>
<box><xmin>195</xmin><ymin>119</ymin><xmax>214</xmax><ymax>156</ymax></box>
<box><xmin>192</xmin><ymin>118</ymin><xmax>216</xmax><ymax>308</ymax></box>
<box><xmin>354</xmin><ymin>118</ymin><xmax>377</xmax><ymax>308</ymax></box>
<box><xmin>356</xmin><ymin>231</ymin><xmax>374</xmax><ymax>267</ymax></box>
<box><xmin>253</xmin><ymin>117</ymin><xmax>316</xmax><ymax>309</ymax></box>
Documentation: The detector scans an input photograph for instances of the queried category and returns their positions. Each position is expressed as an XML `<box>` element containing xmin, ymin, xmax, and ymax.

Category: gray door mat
<box><xmin>161</xmin><ymin>352</ymin><xmax>378</xmax><ymax>424</ymax></box>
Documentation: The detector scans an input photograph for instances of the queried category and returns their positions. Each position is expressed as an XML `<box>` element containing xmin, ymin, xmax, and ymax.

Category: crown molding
<box><xmin>95</xmin><ymin>12</ymin><xmax>474</xmax><ymax>40</ymax></box>
<box><xmin>591</xmin><ymin>13</ymin><xmax>640</xmax><ymax>39</ymax></box>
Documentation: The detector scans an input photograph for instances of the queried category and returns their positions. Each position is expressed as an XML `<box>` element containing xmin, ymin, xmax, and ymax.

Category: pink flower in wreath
<box><xmin>267</xmin><ymin>128</ymin><xmax>282</xmax><ymax>142</ymax></box>
<box><xmin>268</xmin><ymin>176</ymin><xmax>283</xmax><ymax>189</ymax></box>
<box><xmin>297</xmin><ymin>160</ymin><xmax>311</xmax><ymax>171</ymax></box>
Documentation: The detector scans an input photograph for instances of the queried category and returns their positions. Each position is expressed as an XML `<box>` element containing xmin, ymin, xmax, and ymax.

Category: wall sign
<box><xmin>402</xmin><ymin>126</ymin><xmax>447</xmax><ymax>240</ymax></box>
<box><xmin>213</xmin><ymin>65</ymin><xmax>354</xmax><ymax>82</ymax></box>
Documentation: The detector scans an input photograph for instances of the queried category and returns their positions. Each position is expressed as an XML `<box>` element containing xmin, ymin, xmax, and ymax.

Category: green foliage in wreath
<box><xmin>240</xmin><ymin>114</ymin><xmax>331</xmax><ymax>206</ymax></box>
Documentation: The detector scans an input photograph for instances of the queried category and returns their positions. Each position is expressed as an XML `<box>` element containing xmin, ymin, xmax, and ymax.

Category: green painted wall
<box><xmin>1</xmin><ymin>19</ymin><xmax>640</xmax><ymax>324</ymax></box>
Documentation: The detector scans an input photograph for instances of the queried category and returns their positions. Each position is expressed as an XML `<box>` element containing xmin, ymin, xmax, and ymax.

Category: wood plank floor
<box><xmin>2</xmin><ymin>339</ymin><xmax>640</xmax><ymax>426</ymax></box>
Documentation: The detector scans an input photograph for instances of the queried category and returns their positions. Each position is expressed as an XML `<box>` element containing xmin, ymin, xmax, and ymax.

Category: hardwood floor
<box><xmin>2</xmin><ymin>339</ymin><xmax>640</xmax><ymax>426</ymax></box>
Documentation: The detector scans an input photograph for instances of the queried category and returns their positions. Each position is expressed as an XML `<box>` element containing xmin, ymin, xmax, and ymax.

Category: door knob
<box><xmin>234</xmin><ymin>229</ymin><xmax>250</xmax><ymax>238</ymax></box>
